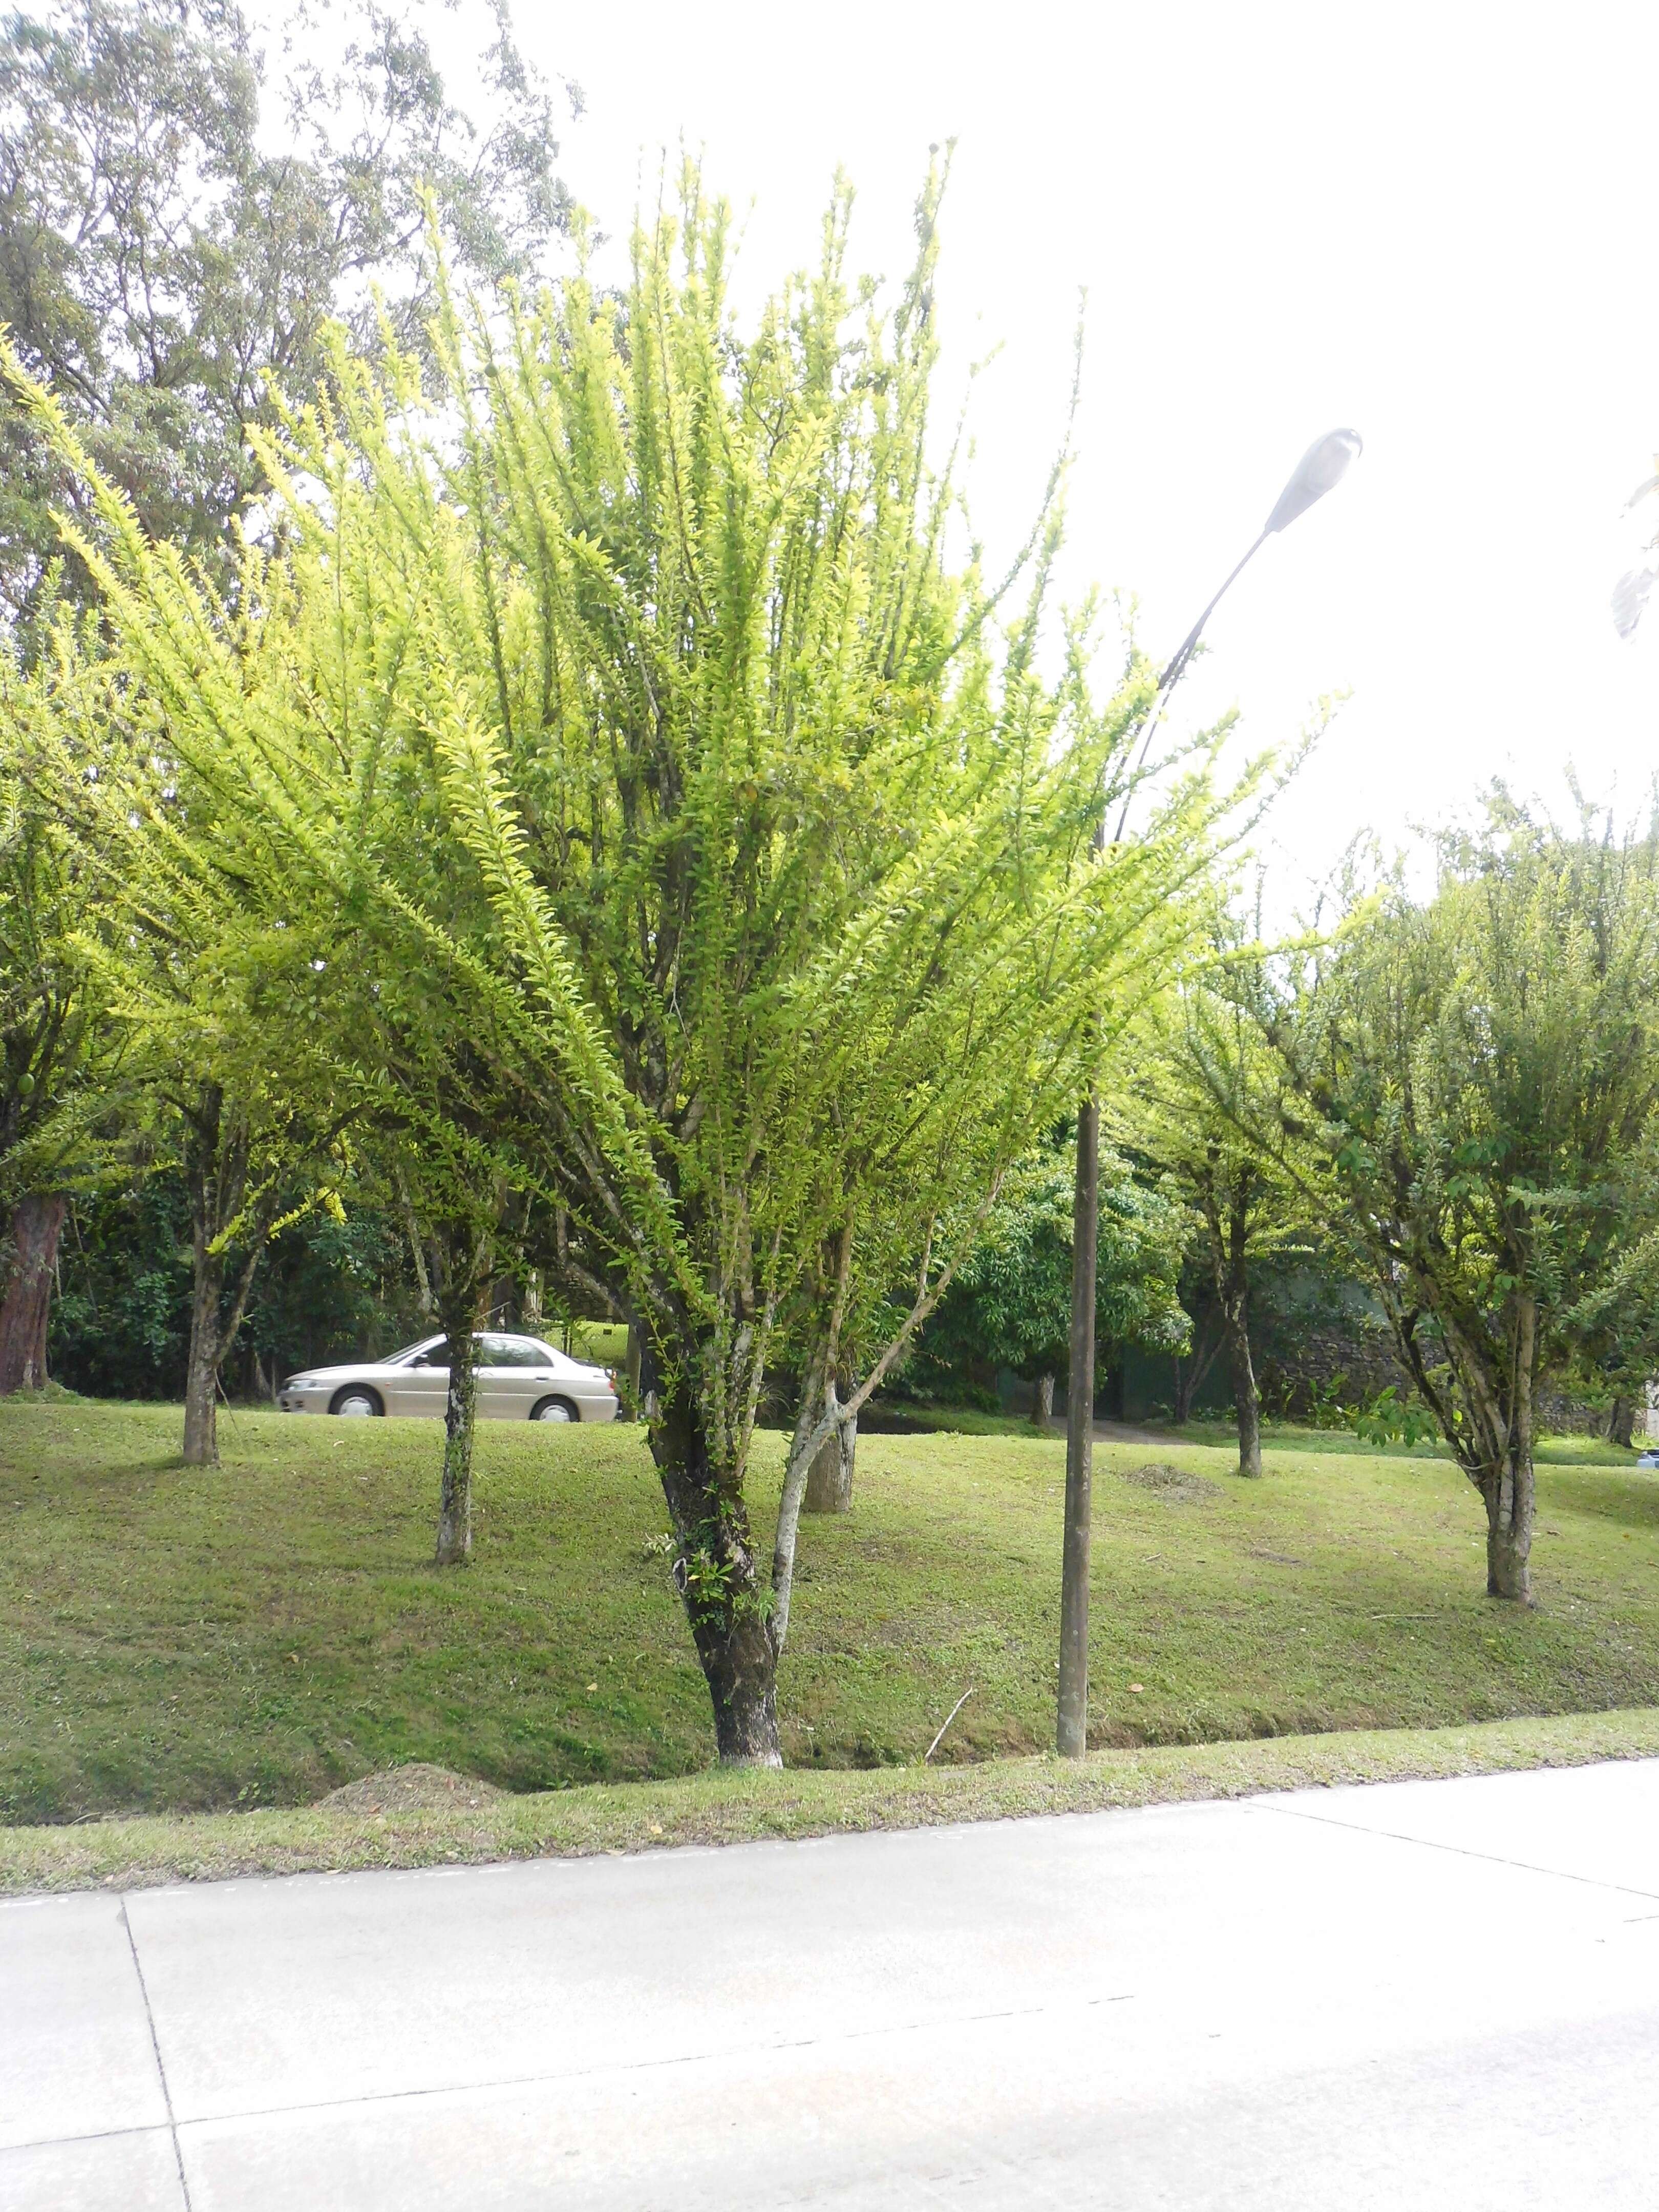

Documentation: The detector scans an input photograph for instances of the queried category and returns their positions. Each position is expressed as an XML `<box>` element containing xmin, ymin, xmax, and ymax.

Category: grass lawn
<box><xmin>4</xmin><ymin>1397</ymin><xmax>1658</xmax><ymax>1827</ymax></box>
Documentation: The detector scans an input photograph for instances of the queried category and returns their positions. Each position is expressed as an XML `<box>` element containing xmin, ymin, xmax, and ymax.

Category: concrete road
<box><xmin>5</xmin><ymin>1758</ymin><xmax>1659</xmax><ymax>2210</ymax></box>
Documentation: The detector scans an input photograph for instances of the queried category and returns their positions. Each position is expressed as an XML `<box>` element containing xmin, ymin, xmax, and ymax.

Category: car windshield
<box><xmin>387</xmin><ymin>1337</ymin><xmax>444</xmax><ymax>1365</ymax></box>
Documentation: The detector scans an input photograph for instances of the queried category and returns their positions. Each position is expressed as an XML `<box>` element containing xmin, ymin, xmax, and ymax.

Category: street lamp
<box><xmin>1056</xmin><ymin>426</ymin><xmax>1363</xmax><ymax>1760</ymax></box>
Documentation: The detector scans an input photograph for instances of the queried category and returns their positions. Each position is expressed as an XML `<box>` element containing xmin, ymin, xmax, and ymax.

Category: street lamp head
<box><xmin>1263</xmin><ymin>427</ymin><xmax>1363</xmax><ymax>536</ymax></box>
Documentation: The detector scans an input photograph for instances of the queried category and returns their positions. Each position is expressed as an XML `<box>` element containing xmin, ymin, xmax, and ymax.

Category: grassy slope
<box><xmin>4</xmin><ymin>1399</ymin><xmax>1659</xmax><ymax>1827</ymax></box>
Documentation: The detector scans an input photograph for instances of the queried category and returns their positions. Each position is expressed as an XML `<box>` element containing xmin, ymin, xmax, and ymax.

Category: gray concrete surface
<box><xmin>4</xmin><ymin>1757</ymin><xmax>1658</xmax><ymax>2208</ymax></box>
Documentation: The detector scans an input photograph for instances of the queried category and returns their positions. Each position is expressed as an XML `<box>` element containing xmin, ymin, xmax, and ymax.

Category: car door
<box><xmin>476</xmin><ymin>1333</ymin><xmax>543</xmax><ymax>1419</ymax></box>
<box><xmin>388</xmin><ymin>1339</ymin><xmax>449</xmax><ymax>1418</ymax></box>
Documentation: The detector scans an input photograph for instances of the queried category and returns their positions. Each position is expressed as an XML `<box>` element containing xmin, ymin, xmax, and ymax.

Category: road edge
<box><xmin>6</xmin><ymin>1707</ymin><xmax>1659</xmax><ymax>1896</ymax></box>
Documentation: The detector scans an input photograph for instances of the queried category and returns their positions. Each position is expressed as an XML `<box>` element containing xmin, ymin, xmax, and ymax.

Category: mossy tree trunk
<box><xmin>651</xmin><ymin>1356</ymin><xmax>782</xmax><ymax>1767</ymax></box>
<box><xmin>435</xmin><ymin>1312</ymin><xmax>480</xmax><ymax>1565</ymax></box>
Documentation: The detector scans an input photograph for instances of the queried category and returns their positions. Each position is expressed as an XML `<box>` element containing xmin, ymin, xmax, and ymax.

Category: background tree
<box><xmin>1124</xmin><ymin>970</ymin><xmax>1312</xmax><ymax>1477</ymax></box>
<box><xmin>49</xmin><ymin>1167</ymin><xmax>421</xmax><ymax>1398</ymax></box>
<box><xmin>1277</xmin><ymin>801</ymin><xmax>1659</xmax><ymax>1599</ymax></box>
<box><xmin>0</xmin><ymin>0</ymin><xmax>577</xmax><ymax>633</ymax></box>
<box><xmin>906</xmin><ymin>1139</ymin><xmax>1187</xmax><ymax>1427</ymax></box>
<box><xmin>0</xmin><ymin>683</ymin><xmax>108</xmax><ymax>1388</ymax></box>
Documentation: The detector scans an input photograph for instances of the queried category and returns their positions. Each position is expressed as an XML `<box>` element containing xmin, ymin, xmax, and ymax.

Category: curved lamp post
<box><xmin>1056</xmin><ymin>426</ymin><xmax>1363</xmax><ymax>1760</ymax></box>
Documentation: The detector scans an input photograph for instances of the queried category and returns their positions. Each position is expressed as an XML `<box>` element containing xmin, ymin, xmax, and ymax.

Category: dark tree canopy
<box><xmin>0</xmin><ymin>0</ymin><xmax>577</xmax><ymax>630</ymax></box>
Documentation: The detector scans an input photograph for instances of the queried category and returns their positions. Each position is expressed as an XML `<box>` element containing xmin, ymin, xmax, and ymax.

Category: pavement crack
<box><xmin>163</xmin><ymin>1993</ymin><xmax>1139</xmax><ymax>2139</ymax></box>
<box><xmin>120</xmin><ymin>1898</ymin><xmax>193</xmax><ymax>2210</ymax></box>
<box><xmin>1248</xmin><ymin>1800</ymin><xmax>1659</xmax><ymax>1903</ymax></box>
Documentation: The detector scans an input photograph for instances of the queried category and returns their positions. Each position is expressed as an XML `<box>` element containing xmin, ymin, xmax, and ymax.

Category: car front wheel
<box><xmin>330</xmin><ymin>1386</ymin><xmax>384</xmax><ymax>1417</ymax></box>
<box><xmin>531</xmin><ymin>1396</ymin><xmax>578</xmax><ymax>1423</ymax></box>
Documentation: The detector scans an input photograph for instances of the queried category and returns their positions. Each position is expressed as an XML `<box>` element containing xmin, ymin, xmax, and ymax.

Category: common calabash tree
<box><xmin>0</xmin><ymin>551</ymin><xmax>369</xmax><ymax>1461</ymax></box>
<box><xmin>6</xmin><ymin>166</ymin><xmax>1233</xmax><ymax>1759</ymax></box>
<box><xmin>1275</xmin><ymin>802</ymin><xmax>1659</xmax><ymax>1599</ymax></box>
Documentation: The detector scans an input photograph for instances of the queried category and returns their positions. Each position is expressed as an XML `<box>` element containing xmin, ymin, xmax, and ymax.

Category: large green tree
<box><xmin>1277</xmin><ymin>803</ymin><xmax>1659</xmax><ymax>1599</ymax></box>
<box><xmin>6</xmin><ymin>169</ymin><xmax>1230</xmax><ymax>1760</ymax></box>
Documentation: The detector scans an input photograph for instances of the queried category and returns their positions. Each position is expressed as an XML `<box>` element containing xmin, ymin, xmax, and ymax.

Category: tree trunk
<box><xmin>650</xmin><ymin>1366</ymin><xmax>782</xmax><ymax>1768</ymax></box>
<box><xmin>1608</xmin><ymin>1394</ymin><xmax>1636</xmax><ymax>1451</ymax></box>
<box><xmin>1030</xmin><ymin>1372</ymin><xmax>1054</xmax><ymax>1428</ymax></box>
<box><xmin>804</xmin><ymin>1391</ymin><xmax>857</xmax><ymax>1512</ymax></box>
<box><xmin>1224</xmin><ymin>1299</ymin><xmax>1263</xmax><ymax>1479</ymax></box>
<box><xmin>182</xmin><ymin>1250</ymin><xmax>224</xmax><ymax>1466</ymax></box>
<box><xmin>1209</xmin><ymin>1202</ymin><xmax>1261</xmax><ymax>1480</ymax></box>
<box><xmin>0</xmin><ymin>1191</ymin><xmax>68</xmax><ymax>1393</ymax></box>
<box><xmin>620</xmin><ymin>1318</ymin><xmax>642</xmax><ymax>1420</ymax></box>
<box><xmin>1171</xmin><ymin>1356</ymin><xmax>1195</xmax><ymax>1426</ymax></box>
<box><xmin>698</xmin><ymin>1612</ymin><xmax>783</xmax><ymax>1764</ymax></box>
<box><xmin>1172</xmin><ymin>1314</ymin><xmax>1221</xmax><ymax>1428</ymax></box>
<box><xmin>435</xmin><ymin>1320</ymin><xmax>479</xmax><ymax>1566</ymax></box>
<box><xmin>1482</xmin><ymin>1446</ymin><xmax>1535</xmax><ymax>1601</ymax></box>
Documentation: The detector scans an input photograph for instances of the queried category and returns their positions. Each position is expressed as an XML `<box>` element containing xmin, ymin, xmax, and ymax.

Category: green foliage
<box><xmin>907</xmin><ymin>1140</ymin><xmax>1187</xmax><ymax>1395</ymax></box>
<box><xmin>1350</xmin><ymin>1385</ymin><xmax>1439</xmax><ymax>1449</ymax></box>
<box><xmin>1278</xmin><ymin>797</ymin><xmax>1659</xmax><ymax>1590</ymax></box>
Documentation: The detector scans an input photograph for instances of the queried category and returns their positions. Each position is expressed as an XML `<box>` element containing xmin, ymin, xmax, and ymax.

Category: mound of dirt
<box><xmin>318</xmin><ymin>1763</ymin><xmax>505</xmax><ymax>1815</ymax></box>
<box><xmin>1118</xmin><ymin>1461</ymin><xmax>1222</xmax><ymax>1504</ymax></box>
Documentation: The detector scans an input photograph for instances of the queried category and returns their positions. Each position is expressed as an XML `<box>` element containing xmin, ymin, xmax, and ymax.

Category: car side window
<box><xmin>478</xmin><ymin>1334</ymin><xmax>549</xmax><ymax>1368</ymax></box>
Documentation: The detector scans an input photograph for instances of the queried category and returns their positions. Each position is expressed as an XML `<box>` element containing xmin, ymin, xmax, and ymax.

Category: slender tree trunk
<box><xmin>182</xmin><ymin>1250</ymin><xmax>224</xmax><ymax>1467</ymax></box>
<box><xmin>1030</xmin><ymin>1372</ymin><xmax>1055</xmax><ymax>1429</ymax></box>
<box><xmin>1382</xmin><ymin>1285</ymin><xmax>1543</xmax><ymax>1606</ymax></box>
<box><xmin>1608</xmin><ymin>1394</ymin><xmax>1636</xmax><ymax>1451</ymax></box>
<box><xmin>0</xmin><ymin>1191</ymin><xmax>68</xmax><ymax>1393</ymax></box>
<box><xmin>1172</xmin><ymin>1355</ymin><xmax>1195</xmax><ymax>1426</ymax></box>
<box><xmin>651</xmin><ymin>1364</ymin><xmax>782</xmax><ymax>1767</ymax></box>
<box><xmin>620</xmin><ymin>1317</ymin><xmax>642</xmax><ymax>1421</ymax></box>
<box><xmin>1482</xmin><ymin>1294</ymin><xmax>1536</xmax><ymax>1602</ymax></box>
<box><xmin>1210</xmin><ymin>1194</ymin><xmax>1261</xmax><ymax>1479</ymax></box>
<box><xmin>435</xmin><ymin>1312</ymin><xmax>480</xmax><ymax>1566</ymax></box>
<box><xmin>1223</xmin><ymin>1298</ymin><xmax>1263</xmax><ymax>1478</ymax></box>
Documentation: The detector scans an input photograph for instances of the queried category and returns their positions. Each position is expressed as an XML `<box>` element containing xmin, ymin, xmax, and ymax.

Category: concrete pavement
<box><xmin>5</xmin><ymin>1756</ymin><xmax>1659</xmax><ymax>2208</ymax></box>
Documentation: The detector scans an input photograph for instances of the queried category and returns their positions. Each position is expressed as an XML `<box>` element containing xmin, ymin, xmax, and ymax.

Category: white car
<box><xmin>278</xmin><ymin>1332</ymin><xmax>620</xmax><ymax>1423</ymax></box>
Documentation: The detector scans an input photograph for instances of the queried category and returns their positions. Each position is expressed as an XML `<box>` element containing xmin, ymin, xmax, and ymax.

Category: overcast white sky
<box><xmin>507</xmin><ymin>0</ymin><xmax>1658</xmax><ymax>896</ymax></box>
